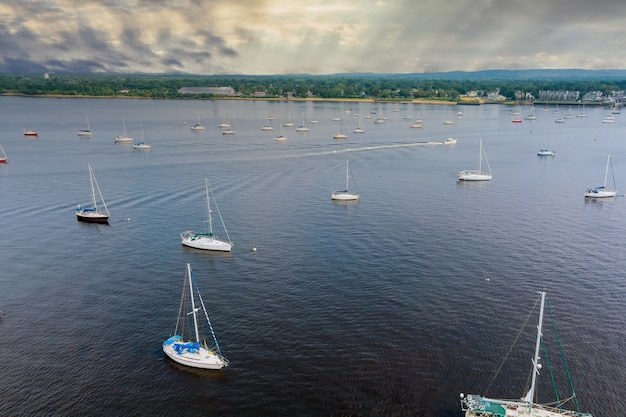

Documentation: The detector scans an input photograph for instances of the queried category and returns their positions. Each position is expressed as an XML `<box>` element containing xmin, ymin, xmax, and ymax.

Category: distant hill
<box><xmin>326</xmin><ymin>69</ymin><xmax>626</xmax><ymax>80</ymax></box>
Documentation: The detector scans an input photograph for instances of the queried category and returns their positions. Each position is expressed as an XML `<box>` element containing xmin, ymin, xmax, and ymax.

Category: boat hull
<box><xmin>163</xmin><ymin>336</ymin><xmax>227</xmax><ymax>370</ymax></box>
<box><xmin>114</xmin><ymin>136</ymin><xmax>133</xmax><ymax>143</ymax></box>
<box><xmin>584</xmin><ymin>189</ymin><xmax>617</xmax><ymax>198</ymax></box>
<box><xmin>76</xmin><ymin>211</ymin><xmax>109</xmax><ymax>224</ymax></box>
<box><xmin>181</xmin><ymin>232</ymin><xmax>232</xmax><ymax>252</ymax></box>
<box><xmin>331</xmin><ymin>192</ymin><xmax>359</xmax><ymax>201</ymax></box>
<box><xmin>458</xmin><ymin>171</ymin><xmax>492</xmax><ymax>181</ymax></box>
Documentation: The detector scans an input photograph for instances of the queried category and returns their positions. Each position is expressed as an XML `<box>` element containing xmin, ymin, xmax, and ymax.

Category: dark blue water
<box><xmin>0</xmin><ymin>97</ymin><xmax>624</xmax><ymax>416</ymax></box>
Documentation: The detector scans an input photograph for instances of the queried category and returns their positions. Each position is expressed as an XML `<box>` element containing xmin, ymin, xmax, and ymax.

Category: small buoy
<box><xmin>252</xmin><ymin>247</ymin><xmax>257</xmax><ymax>252</ymax></box>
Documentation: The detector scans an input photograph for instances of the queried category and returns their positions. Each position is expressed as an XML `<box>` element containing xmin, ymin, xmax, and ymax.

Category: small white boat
<box><xmin>181</xmin><ymin>177</ymin><xmax>233</xmax><ymax>251</ymax></box>
<box><xmin>537</xmin><ymin>149</ymin><xmax>555</xmax><ymax>156</ymax></box>
<box><xmin>163</xmin><ymin>263</ymin><xmax>229</xmax><ymax>370</ymax></box>
<box><xmin>24</xmin><ymin>129</ymin><xmax>39</xmax><ymax>137</ymax></box>
<box><xmin>76</xmin><ymin>164</ymin><xmax>110</xmax><ymax>224</ymax></box>
<box><xmin>283</xmin><ymin>108</ymin><xmax>295</xmax><ymax>127</ymax></box>
<box><xmin>114</xmin><ymin>116</ymin><xmax>133</xmax><ymax>143</ymax></box>
<box><xmin>133</xmin><ymin>123</ymin><xmax>152</xmax><ymax>149</ymax></box>
<box><xmin>333</xmin><ymin>119</ymin><xmax>348</xmax><ymax>139</ymax></box>
<box><xmin>221</xmin><ymin>115</ymin><xmax>236</xmax><ymax>135</ymax></box>
<box><xmin>442</xmin><ymin>137</ymin><xmax>457</xmax><ymax>145</ymax></box>
<box><xmin>460</xmin><ymin>291</ymin><xmax>593</xmax><ymax>417</ymax></box>
<box><xmin>217</xmin><ymin>113</ymin><xmax>230</xmax><ymax>129</ymax></box>
<box><xmin>458</xmin><ymin>138</ymin><xmax>492</xmax><ymax>181</ymax></box>
<box><xmin>443</xmin><ymin>109</ymin><xmax>455</xmax><ymax>125</ymax></box>
<box><xmin>585</xmin><ymin>154</ymin><xmax>618</xmax><ymax>198</ymax></box>
<box><xmin>77</xmin><ymin>113</ymin><xmax>92</xmax><ymax>137</ymax></box>
<box><xmin>353</xmin><ymin>117</ymin><xmax>365</xmax><ymax>134</ymax></box>
<box><xmin>273</xmin><ymin>124</ymin><xmax>287</xmax><ymax>142</ymax></box>
<box><xmin>295</xmin><ymin>113</ymin><xmax>309</xmax><ymax>132</ymax></box>
<box><xmin>190</xmin><ymin>112</ymin><xmax>206</xmax><ymax>131</ymax></box>
<box><xmin>331</xmin><ymin>160</ymin><xmax>359</xmax><ymax>201</ymax></box>
<box><xmin>602</xmin><ymin>115</ymin><xmax>615</xmax><ymax>123</ymax></box>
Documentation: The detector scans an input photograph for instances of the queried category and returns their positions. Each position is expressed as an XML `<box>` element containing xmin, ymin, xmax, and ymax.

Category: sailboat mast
<box><xmin>205</xmin><ymin>177</ymin><xmax>213</xmax><ymax>235</ymax></box>
<box><xmin>526</xmin><ymin>291</ymin><xmax>546</xmax><ymax>405</ymax></box>
<box><xmin>346</xmin><ymin>160</ymin><xmax>350</xmax><ymax>191</ymax></box>
<box><xmin>88</xmin><ymin>164</ymin><xmax>98</xmax><ymax>209</ymax></box>
<box><xmin>187</xmin><ymin>264</ymin><xmax>201</xmax><ymax>344</ymax></box>
<box><xmin>478</xmin><ymin>139</ymin><xmax>483</xmax><ymax>173</ymax></box>
<box><xmin>604</xmin><ymin>155</ymin><xmax>611</xmax><ymax>188</ymax></box>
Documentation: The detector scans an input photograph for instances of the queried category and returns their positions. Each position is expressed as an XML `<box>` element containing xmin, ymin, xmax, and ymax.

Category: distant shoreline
<box><xmin>0</xmin><ymin>92</ymin><xmax>605</xmax><ymax>107</ymax></box>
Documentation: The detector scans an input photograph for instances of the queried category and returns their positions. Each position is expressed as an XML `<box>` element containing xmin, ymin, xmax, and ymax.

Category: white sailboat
<box><xmin>353</xmin><ymin>117</ymin><xmax>365</xmax><ymax>133</ymax></box>
<box><xmin>133</xmin><ymin>123</ymin><xmax>152</xmax><ymax>149</ymax></box>
<box><xmin>273</xmin><ymin>123</ymin><xmax>287</xmax><ymax>142</ymax></box>
<box><xmin>584</xmin><ymin>154</ymin><xmax>617</xmax><ymax>198</ymax></box>
<box><xmin>77</xmin><ymin>113</ymin><xmax>92</xmax><ymax>137</ymax></box>
<box><xmin>222</xmin><ymin>115</ymin><xmax>236</xmax><ymax>135</ymax></box>
<box><xmin>163</xmin><ymin>263</ymin><xmax>229</xmax><ymax>370</ymax></box>
<box><xmin>331</xmin><ymin>160</ymin><xmax>359</xmax><ymax>201</ymax></box>
<box><xmin>76</xmin><ymin>164</ymin><xmax>110</xmax><ymax>224</ymax></box>
<box><xmin>218</xmin><ymin>113</ymin><xmax>231</xmax><ymax>129</ymax></box>
<box><xmin>458</xmin><ymin>138</ymin><xmax>492</xmax><ymax>181</ymax></box>
<box><xmin>333</xmin><ymin>119</ymin><xmax>348</xmax><ymax>139</ymax></box>
<box><xmin>295</xmin><ymin>113</ymin><xmax>310</xmax><ymax>132</ymax></box>
<box><xmin>114</xmin><ymin>116</ymin><xmax>133</xmax><ymax>143</ymax></box>
<box><xmin>190</xmin><ymin>112</ymin><xmax>206</xmax><ymax>131</ymax></box>
<box><xmin>460</xmin><ymin>291</ymin><xmax>593</xmax><ymax>417</ymax></box>
<box><xmin>181</xmin><ymin>177</ymin><xmax>233</xmax><ymax>252</ymax></box>
<box><xmin>283</xmin><ymin>107</ymin><xmax>294</xmax><ymax>127</ymax></box>
<box><xmin>261</xmin><ymin>113</ymin><xmax>274</xmax><ymax>131</ymax></box>
<box><xmin>537</xmin><ymin>134</ymin><xmax>555</xmax><ymax>156</ymax></box>
<box><xmin>410</xmin><ymin>110</ymin><xmax>424</xmax><ymax>128</ymax></box>
<box><xmin>443</xmin><ymin>109</ymin><xmax>455</xmax><ymax>125</ymax></box>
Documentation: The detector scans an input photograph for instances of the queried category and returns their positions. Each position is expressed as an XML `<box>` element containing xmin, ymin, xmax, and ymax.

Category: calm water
<box><xmin>0</xmin><ymin>97</ymin><xmax>625</xmax><ymax>416</ymax></box>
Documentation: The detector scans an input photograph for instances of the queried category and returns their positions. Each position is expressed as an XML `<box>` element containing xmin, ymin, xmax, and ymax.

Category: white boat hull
<box><xmin>114</xmin><ymin>136</ymin><xmax>133</xmax><ymax>143</ymax></box>
<box><xmin>458</xmin><ymin>170</ymin><xmax>492</xmax><ymax>181</ymax></box>
<box><xmin>584</xmin><ymin>188</ymin><xmax>617</xmax><ymax>198</ymax></box>
<box><xmin>163</xmin><ymin>336</ymin><xmax>227</xmax><ymax>369</ymax></box>
<box><xmin>331</xmin><ymin>192</ymin><xmax>359</xmax><ymax>201</ymax></box>
<box><xmin>181</xmin><ymin>231</ymin><xmax>232</xmax><ymax>252</ymax></box>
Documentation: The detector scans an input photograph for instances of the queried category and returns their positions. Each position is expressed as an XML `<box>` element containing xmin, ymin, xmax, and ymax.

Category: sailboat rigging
<box><xmin>114</xmin><ymin>116</ymin><xmax>133</xmax><ymax>143</ymax></box>
<box><xmin>460</xmin><ymin>291</ymin><xmax>593</xmax><ymax>417</ymax></box>
<box><xmin>331</xmin><ymin>160</ymin><xmax>359</xmax><ymax>201</ymax></box>
<box><xmin>458</xmin><ymin>138</ymin><xmax>492</xmax><ymax>181</ymax></box>
<box><xmin>584</xmin><ymin>154</ymin><xmax>618</xmax><ymax>198</ymax></box>
<box><xmin>76</xmin><ymin>164</ymin><xmax>110</xmax><ymax>224</ymax></box>
<box><xmin>181</xmin><ymin>177</ymin><xmax>233</xmax><ymax>252</ymax></box>
<box><xmin>77</xmin><ymin>113</ymin><xmax>92</xmax><ymax>137</ymax></box>
<box><xmin>162</xmin><ymin>263</ymin><xmax>229</xmax><ymax>370</ymax></box>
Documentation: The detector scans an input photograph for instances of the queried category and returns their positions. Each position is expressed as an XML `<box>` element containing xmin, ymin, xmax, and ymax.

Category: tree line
<box><xmin>1</xmin><ymin>73</ymin><xmax>625</xmax><ymax>102</ymax></box>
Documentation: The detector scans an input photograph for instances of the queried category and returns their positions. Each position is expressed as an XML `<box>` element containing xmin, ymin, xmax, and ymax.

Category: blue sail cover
<box><xmin>174</xmin><ymin>341</ymin><xmax>200</xmax><ymax>354</ymax></box>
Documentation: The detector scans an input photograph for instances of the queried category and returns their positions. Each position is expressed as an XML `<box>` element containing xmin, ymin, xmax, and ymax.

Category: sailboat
<box><xmin>283</xmin><ymin>107</ymin><xmax>294</xmax><ymax>127</ymax></box>
<box><xmin>261</xmin><ymin>113</ymin><xmax>274</xmax><ymax>131</ymax></box>
<box><xmin>133</xmin><ymin>123</ymin><xmax>152</xmax><ymax>149</ymax></box>
<box><xmin>77</xmin><ymin>113</ymin><xmax>92</xmax><ymax>137</ymax></box>
<box><xmin>218</xmin><ymin>113</ymin><xmax>231</xmax><ymax>129</ymax></box>
<box><xmin>525</xmin><ymin>103</ymin><xmax>538</xmax><ymax>120</ymax></box>
<box><xmin>458</xmin><ymin>138</ymin><xmax>492</xmax><ymax>181</ymax></box>
<box><xmin>460</xmin><ymin>291</ymin><xmax>593</xmax><ymax>417</ymax></box>
<box><xmin>333</xmin><ymin>119</ymin><xmax>348</xmax><ymax>139</ymax></box>
<box><xmin>76</xmin><ymin>164</ymin><xmax>110</xmax><ymax>224</ymax></box>
<box><xmin>114</xmin><ymin>116</ymin><xmax>133</xmax><ymax>143</ymax></box>
<box><xmin>353</xmin><ymin>117</ymin><xmax>365</xmax><ymax>133</ymax></box>
<box><xmin>576</xmin><ymin>103</ymin><xmax>587</xmax><ymax>118</ymax></box>
<box><xmin>443</xmin><ymin>109</ymin><xmax>455</xmax><ymax>125</ymax></box>
<box><xmin>295</xmin><ymin>113</ymin><xmax>310</xmax><ymax>132</ymax></box>
<box><xmin>331</xmin><ymin>160</ymin><xmax>359</xmax><ymax>201</ymax></box>
<box><xmin>162</xmin><ymin>263</ymin><xmax>229</xmax><ymax>370</ymax></box>
<box><xmin>221</xmin><ymin>115</ymin><xmax>236</xmax><ymax>135</ymax></box>
<box><xmin>181</xmin><ymin>177</ymin><xmax>233</xmax><ymax>252</ymax></box>
<box><xmin>0</xmin><ymin>145</ymin><xmax>8</xmax><ymax>163</ymax></box>
<box><xmin>410</xmin><ymin>110</ymin><xmax>424</xmax><ymax>128</ymax></box>
<box><xmin>538</xmin><ymin>134</ymin><xmax>555</xmax><ymax>156</ymax></box>
<box><xmin>190</xmin><ymin>112</ymin><xmax>206</xmax><ymax>131</ymax></box>
<box><xmin>584</xmin><ymin>154</ymin><xmax>617</xmax><ymax>198</ymax></box>
<box><xmin>273</xmin><ymin>123</ymin><xmax>287</xmax><ymax>142</ymax></box>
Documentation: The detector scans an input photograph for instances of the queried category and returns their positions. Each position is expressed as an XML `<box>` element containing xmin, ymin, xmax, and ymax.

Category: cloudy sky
<box><xmin>2</xmin><ymin>0</ymin><xmax>626</xmax><ymax>75</ymax></box>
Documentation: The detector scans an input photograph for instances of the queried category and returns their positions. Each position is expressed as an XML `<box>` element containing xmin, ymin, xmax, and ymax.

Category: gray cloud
<box><xmin>0</xmin><ymin>0</ymin><xmax>625</xmax><ymax>74</ymax></box>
